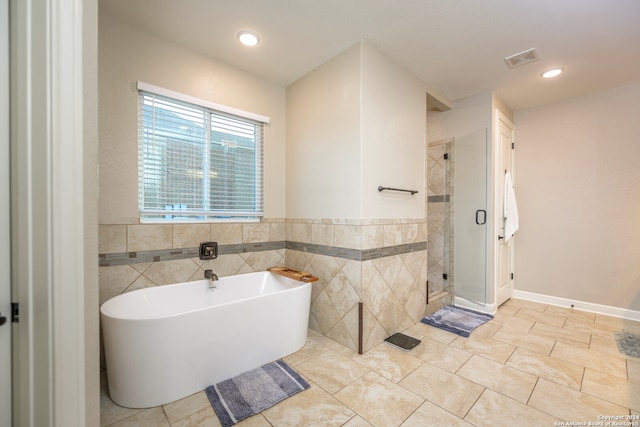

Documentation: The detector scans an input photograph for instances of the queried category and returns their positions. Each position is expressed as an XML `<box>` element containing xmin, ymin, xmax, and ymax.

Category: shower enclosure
<box><xmin>427</xmin><ymin>129</ymin><xmax>488</xmax><ymax>309</ymax></box>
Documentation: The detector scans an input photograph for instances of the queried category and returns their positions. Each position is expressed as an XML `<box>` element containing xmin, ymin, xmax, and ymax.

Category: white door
<box><xmin>0</xmin><ymin>0</ymin><xmax>12</xmax><ymax>424</ymax></box>
<box><xmin>496</xmin><ymin>111</ymin><xmax>515</xmax><ymax>306</ymax></box>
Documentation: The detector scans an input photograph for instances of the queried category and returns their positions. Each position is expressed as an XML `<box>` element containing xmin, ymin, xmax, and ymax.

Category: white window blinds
<box><xmin>138</xmin><ymin>87</ymin><xmax>265</xmax><ymax>221</ymax></box>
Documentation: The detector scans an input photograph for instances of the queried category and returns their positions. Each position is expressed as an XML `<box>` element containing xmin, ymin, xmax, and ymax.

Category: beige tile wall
<box><xmin>285</xmin><ymin>218</ymin><xmax>437</xmax><ymax>353</ymax></box>
<box><xmin>426</xmin><ymin>140</ymin><xmax>453</xmax><ymax>299</ymax></box>
<box><xmin>98</xmin><ymin>219</ymin><xmax>285</xmax><ymax>304</ymax></box>
<box><xmin>98</xmin><ymin>216</ymin><xmax>448</xmax><ymax>354</ymax></box>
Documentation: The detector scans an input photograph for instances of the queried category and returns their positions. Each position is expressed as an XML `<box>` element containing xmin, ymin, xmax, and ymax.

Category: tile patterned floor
<box><xmin>101</xmin><ymin>299</ymin><xmax>640</xmax><ymax>427</ymax></box>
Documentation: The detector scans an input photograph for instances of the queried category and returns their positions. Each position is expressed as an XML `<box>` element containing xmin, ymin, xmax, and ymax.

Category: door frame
<box><xmin>493</xmin><ymin>109</ymin><xmax>515</xmax><ymax>307</ymax></box>
<box><xmin>10</xmin><ymin>0</ymin><xmax>88</xmax><ymax>425</ymax></box>
<box><xmin>1</xmin><ymin>0</ymin><xmax>11</xmax><ymax>425</ymax></box>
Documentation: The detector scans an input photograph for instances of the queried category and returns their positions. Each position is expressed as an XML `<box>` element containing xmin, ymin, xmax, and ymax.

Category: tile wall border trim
<box><xmin>285</xmin><ymin>241</ymin><xmax>426</xmax><ymax>261</ymax></box>
<box><xmin>99</xmin><ymin>240</ymin><xmax>427</xmax><ymax>267</ymax></box>
<box><xmin>427</xmin><ymin>195</ymin><xmax>449</xmax><ymax>203</ymax></box>
<box><xmin>99</xmin><ymin>241</ymin><xmax>286</xmax><ymax>266</ymax></box>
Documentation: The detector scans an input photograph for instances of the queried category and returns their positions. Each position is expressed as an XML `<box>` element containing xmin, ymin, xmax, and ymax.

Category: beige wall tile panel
<box><xmin>172</xmin><ymin>224</ymin><xmax>210</xmax><ymax>249</ymax></box>
<box><xmin>99</xmin><ymin>224</ymin><xmax>127</xmax><ymax>254</ymax></box>
<box><xmin>127</xmin><ymin>224</ymin><xmax>172</xmax><ymax>252</ymax></box>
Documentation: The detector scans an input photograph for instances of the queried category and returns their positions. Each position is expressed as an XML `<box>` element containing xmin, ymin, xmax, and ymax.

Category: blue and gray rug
<box><xmin>421</xmin><ymin>305</ymin><xmax>494</xmax><ymax>337</ymax></box>
<box><xmin>205</xmin><ymin>360</ymin><xmax>310</xmax><ymax>427</ymax></box>
<box><xmin>614</xmin><ymin>331</ymin><xmax>640</xmax><ymax>358</ymax></box>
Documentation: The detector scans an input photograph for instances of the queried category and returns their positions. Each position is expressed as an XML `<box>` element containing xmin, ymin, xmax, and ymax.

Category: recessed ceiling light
<box><xmin>237</xmin><ymin>31</ymin><xmax>259</xmax><ymax>47</ymax></box>
<box><xmin>541</xmin><ymin>68</ymin><xmax>564</xmax><ymax>78</ymax></box>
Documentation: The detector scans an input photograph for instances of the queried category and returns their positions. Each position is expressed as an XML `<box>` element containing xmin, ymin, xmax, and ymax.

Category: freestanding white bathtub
<box><xmin>100</xmin><ymin>271</ymin><xmax>312</xmax><ymax>408</ymax></box>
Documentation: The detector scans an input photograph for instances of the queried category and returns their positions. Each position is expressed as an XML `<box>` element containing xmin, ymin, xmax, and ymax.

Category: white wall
<box><xmin>286</xmin><ymin>41</ymin><xmax>427</xmax><ymax>220</ymax></box>
<box><xmin>361</xmin><ymin>43</ymin><xmax>427</xmax><ymax>219</ymax></box>
<box><xmin>427</xmin><ymin>92</ymin><xmax>492</xmax><ymax>143</ymax></box>
<box><xmin>286</xmin><ymin>43</ymin><xmax>362</xmax><ymax>219</ymax></box>
<box><xmin>99</xmin><ymin>11</ymin><xmax>287</xmax><ymax>223</ymax></box>
<box><xmin>514</xmin><ymin>83</ymin><xmax>640</xmax><ymax>311</ymax></box>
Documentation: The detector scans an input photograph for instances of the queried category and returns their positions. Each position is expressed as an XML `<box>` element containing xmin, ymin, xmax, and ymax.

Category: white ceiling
<box><xmin>100</xmin><ymin>0</ymin><xmax>640</xmax><ymax>111</ymax></box>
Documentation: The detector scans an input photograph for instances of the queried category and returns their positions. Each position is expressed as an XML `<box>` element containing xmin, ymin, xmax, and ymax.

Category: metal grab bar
<box><xmin>378</xmin><ymin>186</ymin><xmax>418</xmax><ymax>195</ymax></box>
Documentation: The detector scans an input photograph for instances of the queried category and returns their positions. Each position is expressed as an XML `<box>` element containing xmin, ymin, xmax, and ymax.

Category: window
<box><xmin>137</xmin><ymin>82</ymin><xmax>268</xmax><ymax>222</ymax></box>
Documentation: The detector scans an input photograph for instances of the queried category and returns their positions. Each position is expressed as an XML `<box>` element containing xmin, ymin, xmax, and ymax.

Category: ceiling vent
<box><xmin>504</xmin><ymin>48</ymin><xmax>539</xmax><ymax>69</ymax></box>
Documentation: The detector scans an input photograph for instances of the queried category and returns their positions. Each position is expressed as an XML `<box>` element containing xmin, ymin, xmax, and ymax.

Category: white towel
<box><xmin>504</xmin><ymin>171</ymin><xmax>519</xmax><ymax>242</ymax></box>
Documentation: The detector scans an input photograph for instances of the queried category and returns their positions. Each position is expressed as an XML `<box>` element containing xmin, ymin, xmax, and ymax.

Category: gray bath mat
<box><xmin>421</xmin><ymin>305</ymin><xmax>494</xmax><ymax>337</ymax></box>
<box><xmin>205</xmin><ymin>360</ymin><xmax>310</xmax><ymax>427</ymax></box>
<box><xmin>614</xmin><ymin>331</ymin><xmax>640</xmax><ymax>358</ymax></box>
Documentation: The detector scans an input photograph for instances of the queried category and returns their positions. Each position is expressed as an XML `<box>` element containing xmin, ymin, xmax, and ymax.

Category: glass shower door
<box><xmin>451</xmin><ymin>129</ymin><xmax>488</xmax><ymax>305</ymax></box>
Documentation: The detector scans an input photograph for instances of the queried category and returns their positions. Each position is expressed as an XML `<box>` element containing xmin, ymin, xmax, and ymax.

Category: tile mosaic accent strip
<box><xmin>99</xmin><ymin>241</ymin><xmax>286</xmax><ymax>266</ymax></box>
<box><xmin>99</xmin><ymin>240</ymin><xmax>427</xmax><ymax>266</ymax></box>
<box><xmin>286</xmin><ymin>241</ymin><xmax>426</xmax><ymax>261</ymax></box>
<box><xmin>428</xmin><ymin>195</ymin><xmax>450</xmax><ymax>203</ymax></box>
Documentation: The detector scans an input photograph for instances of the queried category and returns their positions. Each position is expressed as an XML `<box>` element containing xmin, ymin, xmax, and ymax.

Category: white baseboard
<box><xmin>512</xmin><ymin>290</ymin><xmax>640</xmax><ymax>322</ymax></box>
<box><xmin>454</xmin><ymin>296</ymin><xmax>498</xmax><ymax>316</ymax></box>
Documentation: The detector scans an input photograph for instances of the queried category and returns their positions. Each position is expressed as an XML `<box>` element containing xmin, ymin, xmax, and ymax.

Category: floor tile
<box><xmin>342</xmin><ymin>415</ymin><xmax>374</xmax><ymax>426</ymax></box>
<box><xmin>582</xmin><ymin>368</ymin><xmax>640</xmax><ymax>411</ymax></box>
<box><xmin>351</xmin><ymin>342</ymin><xmax>423</xmax><ymax>383</ymax></box>
<box><xmin>106</xmin><ymin>407</ymin><xmax>170</xmax><ymax>427</ymax></box>
<box><xmin>262</xmin><ymin>381</ymin><xmax>355</xmax><ymax>426</ymax></box>
<box><xmin>544</xmin><ymin>305</ymin><xmax>595</xmax><ymax>323</ymax></box>
<box><xmin>456</xmin><ymin>355</ymin><xmax>537</xmax><ymax>403</ymax></box>
<box><xmin>590</xmin><ymin>334</ymin><xmax>622</xmax><ymax>356</ymax></box>
<box><xmin>594</xmin><ymin>313</ymin><xmax>627</xmax><ymax>329</ymax></box>
<box><xmin>410</xmin><ymin>336</ymin><xmax>473</xmax><ymax>372</ymax></box>
<box><xmin>465</xmin><ymin>389</ymin><xmax>559</xmax><ymax>427</ymax></box>
<box><xmin>491</xmin><ymin>327</ymin><xmax>556</xmax><ymax>355</ymax></box>
<box><xmin>162</xmin><ymin>390</ymin><xmax>210</xmax><ymax>424</ymax></box>
<box><xmin>235</xmin><ymin>415</ymin><xmax>272</xmax><ymax>427</ymax></box>
<box><xmin>313</xmin><ymin>330</ymin><xmax>360</xmax><ymax>358</ymax></box>
<box><xmin>530</xmin><ymin>322</ymin><xmax>591</xmax><ymax>347</ymax></box>
<box><xmin>490</xmin><ymin>311</ymin><xmax>535</xmax><ymax>333</ymax></box>
<box><xmin>623</xmin><ymin>320</ymin><xmax>640</xmax><ymax>335</ymax></box>
<box><xmin>170</xmin><ymin>407</ymin><xmax>223</xmax><ymax>427</ymax></box>
<box><xmin>514</xmin><ymin>307</ymin><xmax>567</xmax><ymax>327</ymax></box>
<box><xmin>528</xmin><ymin>378</ymin><xmax>628</xmax><ymax>424</ymax></box>
<box><xmin>400</xmin><ymin>401</ymin><xmax>474</xmax><ymax>427</ymax></box>
<box><xmin>297</xmin><ymin>349</ymin><xmax>370</xmax><ymax>394</ymax></box>
<box><xmin>629</xmin><ymin>359</ymin><xmax>640</xmax><ymax>383</ymax></box>
<box><xmin>494</xmin><ymin>303</ymin><xmax>520</xmax><ymax>316</ymax></box>
<box><xmin>101</xmin><ymin>314</ymin><xmax>638</xmax><ymax>427</ymax></box>
<box><xmin>282</xmin><ymin>336</ymin><xmax>329</xmax><ymax>366</ymax></box>
<box><xmin>468</xmin><ymin>321</ymin><xmax>501</xmax><ymax>339</ymax></box>
<box><xmin>551</xmin><ymin>341</ymin><xmax>628</xmax><ymax>379</ymax></box>
<box><xmin>506</xmin><ymin>348</ymin><xmax>584</xmax><ymax>390</ymax></box>
<box><xmin>404</xmin><ymin>322</ymin><xmax>459</xmax><ymax>344</ymax></box>
<box><xmin>399</xmin><ymin>362</ymin><xmax>484</xmax><ymax>418</ymax></box>
<box><xmin>450</xmin><ymin>335</ymin><xmax>516</xmax><ymax>364</ymax></box>
<box><xmin>100</xmin><ymin>371</ymin><xmax>143</xmax><ymax>427</ymax></box>
<box><xmin>502</xmin><ymin>298</ymin><xmax>549</xmax><ymax>313</ymax></box>
<box><xmin>565</xmin><ymin>316</ymin><xmax>620</xmax><ymax>339</ymax></box>
<box><xmin>335</xmin><ymin>372</ymin><xmax>424</xmax><ymax>427</ymax></box>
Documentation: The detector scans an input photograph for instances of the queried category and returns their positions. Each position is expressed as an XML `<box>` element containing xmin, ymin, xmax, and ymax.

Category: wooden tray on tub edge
<box><xmin>267</xmin><ymin>267</ymin><xmax>319</xmax><ymax>283</ymax></box>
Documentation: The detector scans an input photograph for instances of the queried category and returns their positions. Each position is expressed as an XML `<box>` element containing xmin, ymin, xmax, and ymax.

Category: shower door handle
<box><xmin>475</xmin><ymin>209</ymin><xmax>486</xmax><ymax>225</ymax></box>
